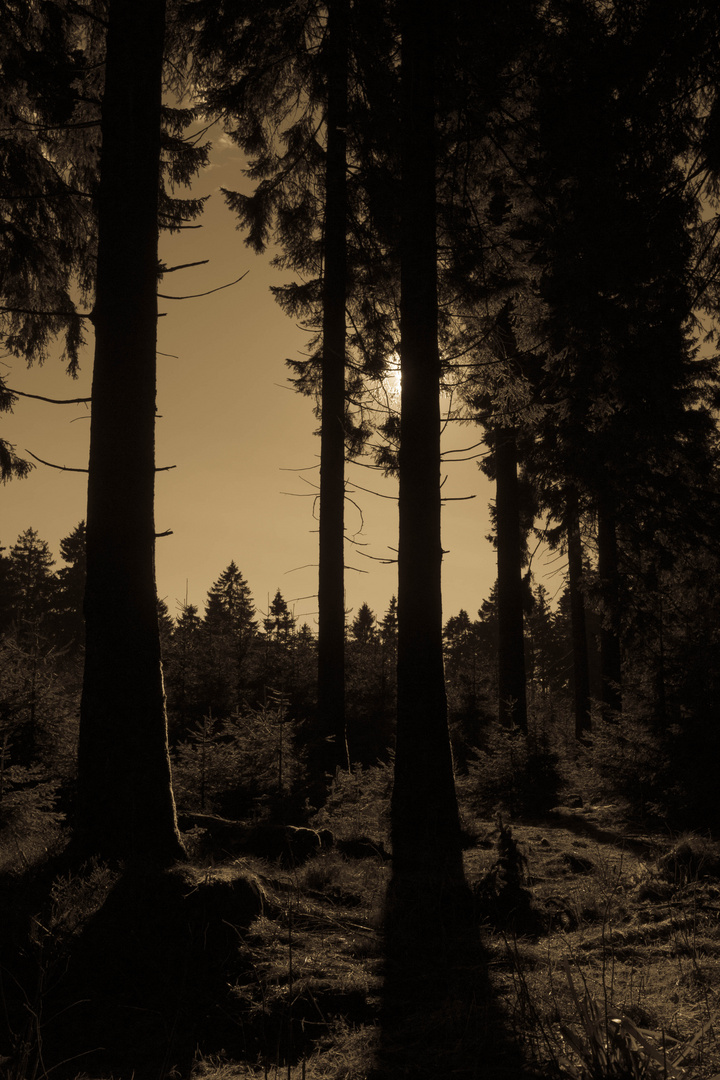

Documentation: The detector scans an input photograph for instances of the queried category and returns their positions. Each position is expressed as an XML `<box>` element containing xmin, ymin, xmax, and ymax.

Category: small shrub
<box><xmin>657</xmin><ymin>835</ymin><xmax>720</xmax><ymax>885</ymax></box>
<box><xmin>458</xmin><ymin>720</ymin><xmax>562</xmax><ymax>818</ymax></box>
<box><xmin>589</xmin><ymin>717</ymin><xmax>673</xmax><ymax>823</ymax></box>
<box><xmin>0</xmin><ymin>766</ymin><xmax>65</xmax><ymax>873</ymax></box>
<box><xmin>47</xmin><ymin>858</ymin><xmax>120</xmax><ymax>942</ymax></box>
<box><xmin>172</xmin><ymin>699</ymin><xmax>306</xmax><ymax>820</ymax></box>
<box><xmin>310</xmin><ymin>760</ymin><xmax>393</xmax><ymax>843</ymax></box>
<box><xmin>474</xmin><ymin>820</ymin><xmax>541</xmax><ymax>934</ymax></box>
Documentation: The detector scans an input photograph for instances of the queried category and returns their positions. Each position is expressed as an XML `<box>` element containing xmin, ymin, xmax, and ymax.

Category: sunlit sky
<box><xmin>0</xmin><ymin>136</ymin><xmax>554</xmax><ymax>629</ymax></box>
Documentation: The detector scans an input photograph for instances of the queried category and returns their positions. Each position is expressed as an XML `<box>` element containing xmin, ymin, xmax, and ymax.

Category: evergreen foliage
<box><xmin>172</xmin><ymin>695</ymin><xmax>306</xmax><ymax>820</ymax></box>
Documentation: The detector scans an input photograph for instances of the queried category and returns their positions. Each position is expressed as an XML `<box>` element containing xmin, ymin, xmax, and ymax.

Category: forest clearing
<box><xmin>2</xmin><ymin>759</ymin><xmax>720</xmax><ymax>1079</ymax></box>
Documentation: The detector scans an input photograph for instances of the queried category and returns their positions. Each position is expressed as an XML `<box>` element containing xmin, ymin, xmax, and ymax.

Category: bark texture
<box><xmin>76</xmin><ymin>0</ymin><xmax>184</xmax><ymax>864</ymax></box>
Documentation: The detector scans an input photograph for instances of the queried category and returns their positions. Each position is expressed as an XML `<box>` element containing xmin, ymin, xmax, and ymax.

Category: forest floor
<box><xmin>2</xmin><ymin>795</ymin><xmax>720</xmax><ymax>1080</ymax></box>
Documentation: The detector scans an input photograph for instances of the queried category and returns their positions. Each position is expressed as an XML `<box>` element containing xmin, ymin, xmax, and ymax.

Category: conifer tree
<box><xmin>317</xmin><ymin>0</ymin><xmax>350</xmax><ymax>788</ymax></box>
<box><xmin>200</xmin><ymin>562</ymin><xmax>257</xmax><ymax>716</ymax></box>
<box><xmin>5</xmin><ymin>528</ymin><xmax>57</xmax><ymax>639</ymax></box>
<box><xmin>53</xmin><ymin>521</ymin><xmax>86</xmax><ymax>655</ymax></box>
<box><xmin>164</xmin><ymin>602</ymin><xmax>206</xmax><ymax>736</ymax></box>
<box><xmin>0</xmin><ymin>0</ymin><xmax>99</xmax><ymax>371</ymax></box>
<box><xmin>350</xmin><ymin>602</ymin><xmax>377</xmax><ymax>646</ymax></box>
<box><xmin>264</xmin><ymin>589</ymin><xmax>296</xmax><ymax>643</ymax></box>
<box><xmin>204</xmin><ymin>562</ymin><xmax>257</xmax><ymax>646</ymax></box>
<box><xmin>379</xmin><ymin>595</ymin><xmax>398</xmax><ymax>649</ymax></box>
<box><xmin>391</xmin><ymin>1</ymin><xmax>466</xmax><ymax>916</ymax></box>
<box><xmin>76</xmin><ymin>0</ymin><xmax>185</xmax><ymax>864</ymax></box>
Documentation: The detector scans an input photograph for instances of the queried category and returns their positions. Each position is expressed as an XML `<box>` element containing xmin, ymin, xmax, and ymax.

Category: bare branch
<box><xmin>356</xmin><ymin>549</ymin><xmax>397</xmax><ymax>564</ymax></box>
<box><xmin>8</xmin><ymin>388</ymin><xmax>90</xmax><ymax>405</ymax></box>
<box><xmin>442</xmin><ymin>454</ymin><xmax>486</xmax><ymax>463</ymax></box>
<box><xmin>155</xmin><ymin>530</ymin><xmax>173</xmax><ymax>537</ymax></box>
<box><xmin>156</xmin><ymin>465</ymin><xmax>177</xmax><ymax>472</ymax></box>
<box><xmin>157</xmin><ymin>270</ymin><xmax>249</xmax><ymax>300</ymax></box>
<box><xmin>25</xmin><ymin>449</ymin><xmax>87</xmax><ymax>472</ymax></box>
<box><xmin>443</xmin><ymin>440</ymin><xmax>486</xmax><ymax>454</ymax></box>
<box><xmin>159</xmin><ymin>259</ymin><xmax>210</xmax><ymax>274</ymax></box>
<box><xmin>346</xmin><ymin>457</ymin><xmax>385</xmax><ymax>471</ymax></box>
<box><xmin>346</xmin><ymin>480</ymin><xmax>397</xmax><ymax>501</ymax></box>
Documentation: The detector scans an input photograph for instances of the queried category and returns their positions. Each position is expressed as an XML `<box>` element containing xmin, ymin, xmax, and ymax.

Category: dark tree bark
<box><xmin>316</xmin><ymin>0</ymin><xmax>349</xmax><ymax>792</ymax></box>
<box><xmin>495</xmin><ymin>426</ymin><xmax>528</xmax><ymax>731</ymax></box>
<box><xmin>653</xmin><ymin>593</ymin><xmax>667</xmax><ymax>732</ymax></box>
<box><xmin>566</xmin><ymin>486</ymin><xmax>591</xmax><ymax>738</ymax></box>
<box><xmin>597</xmin><ymin>493</ymin><xmax>622</xmax><ymax>718</ymax></box>
<box><xmin>76</xmin><ymin>0</ymin><xmax>185</xmax><ymax>864</ymax></box>
<box><xmin>391</xmin><ymin>2</ymin><xmax>466</xmax><ymax>911</ymax></box>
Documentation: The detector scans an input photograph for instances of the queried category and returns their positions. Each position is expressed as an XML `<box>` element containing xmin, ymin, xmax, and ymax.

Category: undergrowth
<box><xmin>2</xmin><ymin>776</ymin><xmax>720</xmax><ymax>1079</ymax></box>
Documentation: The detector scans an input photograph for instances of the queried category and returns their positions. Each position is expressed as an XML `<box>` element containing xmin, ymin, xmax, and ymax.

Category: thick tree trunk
<box><xmin>495</xmin><ymin>426</ymin><xmax>528</xmax><ymax>731</ymax></box>
<box><xmin>566</xmin><ymin>486</ymin><xmax>591</xmax><ymax>737</ymax></box>
<box><xmin>391</xmin><ymin>2</ymin><xmax>466</xmax><ymax>909</ymax></box>
<box><xmin>76</xmin><ymin>0</ymin><xmax>184</xmax><ymax>864</ymax></box>
<box><xmin>316</xmin><ymin>0</ymin><xmax>349</xmax><ymax>793</ymax></box>
<box><xmin>597</xmin><ymin>493</ymin><xmax>622</xmax><ymax>718</ymax></box>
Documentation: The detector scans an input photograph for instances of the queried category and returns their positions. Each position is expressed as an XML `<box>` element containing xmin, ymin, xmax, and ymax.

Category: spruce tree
<box><xmin>53</xmin><ymin>521</ymin><xmax>86</xmax><ymax>655</ymax></box>
<box><xmin>390</xmin><ymin>1</ymin><xmax>466</xmax><ymax>918</ymax></box>
<box><xmin>5</xmin><ymin>528</ymin><xmax>57</xmax><ymax>640</ymax></box>
<box><xmin>76</xmin><ymin>0</ymin><xmax>185</xmax><ymax>864</ymax></box>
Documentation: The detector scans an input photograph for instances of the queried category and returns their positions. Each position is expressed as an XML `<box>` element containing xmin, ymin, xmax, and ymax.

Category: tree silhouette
<box><xmin>76</xmin><ymin>0</ymin><xmax>185</xmax><ymax>864</ymax></box>
<box><xmin>390</xmin><ymin>2</ymin><xmax>467</xmax><ymax>922</ymax></box>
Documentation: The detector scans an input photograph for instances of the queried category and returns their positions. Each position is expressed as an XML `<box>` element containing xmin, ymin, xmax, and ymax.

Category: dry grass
<box><xmin>2</xmin><ymin>801</ymin><xmax>720</xmax><ymax>1079</ymax></box>
<box><xmin>467</xmin><ymin>813</ymin><xmax>720</xmax><ymax>1078</ymax></box>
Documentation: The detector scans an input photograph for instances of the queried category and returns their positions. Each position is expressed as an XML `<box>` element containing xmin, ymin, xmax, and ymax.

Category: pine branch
<box><xmin>0</xmin><ymin>306</ymin><xmax>91</xmax><ymax>319</ymax></box>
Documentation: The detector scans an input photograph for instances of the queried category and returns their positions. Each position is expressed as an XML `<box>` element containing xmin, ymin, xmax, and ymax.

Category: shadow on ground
<box><xmin>17</xmin><ymin>862</ymin><xmax>268</xmax><ymax>1080</ymax></box>
<box><xmin>375</xmin><ymin>872</ymin><xmax>532</xmax><ymax>1080</ymax></box>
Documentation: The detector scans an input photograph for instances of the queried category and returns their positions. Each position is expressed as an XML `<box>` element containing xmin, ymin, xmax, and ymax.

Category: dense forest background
<box><xmin>3</xmin><ymin>0</ymin><xmax>720</xmax><ymax>1077</ymax></box>
<box><xmin>3</xmin><ymin>504</ymin><xmax>720</xmax><ymax>864</ymax></box>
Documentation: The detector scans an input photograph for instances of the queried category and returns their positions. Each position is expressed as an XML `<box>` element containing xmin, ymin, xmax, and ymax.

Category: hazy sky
<box><xmin>1</xmin><ymin>135</ymin><xmax>522</xmax><ymax>629</ymax></box>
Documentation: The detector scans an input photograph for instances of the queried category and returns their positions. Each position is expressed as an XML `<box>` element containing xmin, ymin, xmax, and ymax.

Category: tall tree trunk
<box><xmin>316</xmin><ymin>0</ymin><xmax>349</xmax><ymax>794</ymax></box>
<box><xmin>495</xmin><ymin>426</ymin><xmax>528</xmax><ymax>731</ymax></box>
<box><xmin>76</xmin><ymin>0</ymin><xmax>184</xmax><ymax>864</ymax></box>
<box><xmin>566</xmin><ymin>486</ymin><xmax>591</xmax><ymax>737</ymax></box>
<box><xmin>391</xmin><ymin>2</ymin><xmax>466</xmax><ymax>910</ymax></box>
<box><xmin>654</xmin><ymin>592</ymin><xmax>667</xmax><ymax>732</ymax></box>
<box><xmin>597</xmin><ymin>493</ymin><xmax>622</xmax><ymax>718</ymax></box>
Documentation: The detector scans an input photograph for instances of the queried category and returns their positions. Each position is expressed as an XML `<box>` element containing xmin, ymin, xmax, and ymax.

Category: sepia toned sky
<box><xmin>0</xmin><ymin>135</ymin><xmax>539</xmax><ymax>629</ymax></box>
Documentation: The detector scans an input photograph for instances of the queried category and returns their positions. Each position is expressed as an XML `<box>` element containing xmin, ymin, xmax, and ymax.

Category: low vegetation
<box><xmin>2</xmin><ymin>750</ymin><xmax>719</xmax><ymax>1080</ymax></box>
